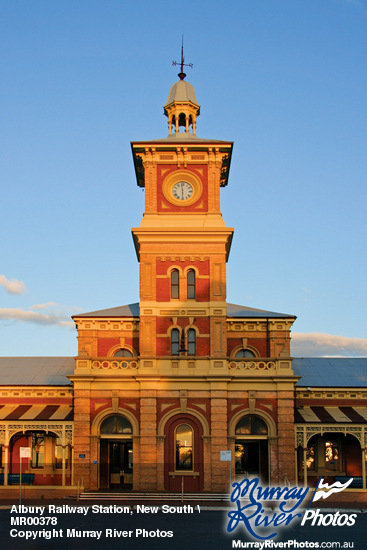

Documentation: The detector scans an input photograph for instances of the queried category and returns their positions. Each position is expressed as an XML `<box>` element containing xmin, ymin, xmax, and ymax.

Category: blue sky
<box><xmin>1</xmin><ymin>0</ymin><xmax>366</xmax><ymax>357</ymax></box>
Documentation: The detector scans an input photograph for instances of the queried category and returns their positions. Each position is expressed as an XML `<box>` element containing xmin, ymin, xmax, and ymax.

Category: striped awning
<box><xmin>295</xmin><ymin>406</ymin><xmax>367</xmax><ymax>424</ymax></box>
<box><xmin>0</xmin><ymin>405</ymin><xmax>73</xmax><ymax>421</ymax></box>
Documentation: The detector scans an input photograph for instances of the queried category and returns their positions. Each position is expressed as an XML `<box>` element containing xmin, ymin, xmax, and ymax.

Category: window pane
<box><xmin>235</xmin><ymin>443</ymin><xmax>246</xmax><ymax>472</ymax></box>
<box><xmin>114</xmin><ymin>349</ymin><xmax>133</xmax><ymax>357</ymax></box>
<box><xmin>171</xmin><ymin>329</ymin><xmax>179</xmax><ymax>355</ymax></box>
<box><xmin>187</xmin><ymin>270</ymin><xmax>195</xmax><ymax>299</ymax></box>
<box><xmin>187</xmin><ymin>329</ymin><xmax>196</xmax><ymax>356</ymax></box>
<box><xmin>31</xmin><ymin>433</ymin><xmax>44</xmax><ymax>468</ymax></box>
<box><xmin>251</xmin><ymin>416</ymin><xmax>268</xmax><ymax>435</ymax></box>
<box><xmin>176</xmin><ymin>424</ymin><xmax>193</xmax><ymax>470</ymax></box>
<box><xmin>235</xmin><ymin>349</ymin><xmax>256</xmax><ymax>358</ymax></box>
<box><xmin>306</xmin><ymin>444</ymin><xmax>315</xmax><ymax>470</ymax></box>
<box><xmin>235</xmin><ymin>417</ymin><xmax>251</xmax><ymax>435</ymax></box>
<box><xmin>100</xmin><ymin>415</ymin><xmax>132</xmax><ymax>434</ymax></box>
<box><xmin>325</xmin><ymin>440</ymin><xmax>339</xmax><ymax>471</ymax></box>
<box><xmin>171</xmin><ymin>270</ymin><xmax>179</xmax><ymax>299</ymax></box>
<box><xmin>235</xmin><ymin>415</ymin><xmax>268</xmax><ymax>436</ymax></box>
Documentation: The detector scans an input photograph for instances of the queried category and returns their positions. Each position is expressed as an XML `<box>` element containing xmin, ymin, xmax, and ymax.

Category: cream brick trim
<box><xmin>228</xmin><ymin>408</ymin><xmax>277</xmax><ymax>438</ymax></box>
<box><xmin>0</xmin><ymin>387</ymin><xmax>72</xmax><ymax>398</ymax></box>
<box><xmin>183</xmin><ymin>265</ymin><xmax>200</xmax><ymax>277</ymax></box>
<box><xmin>75</xmin><ymin>319</ymin><xmax>139</xmax><ymax>331</ymax></box>
<box><xmin>107</xmin><ymin>344</ymin><xmax>137</xmax><ymax>358</ymax></box>
<box><xmin>91</xmin><ymin>408</ymin><xmax>139</xmax><ymax>437</ymax></box>
<box><xmin>227</xmin><ymin>320</ymin><xmax>294</xmax><ymax>332</ymax></box>
<box><xmin>157</xmin><ymin>408</ymin><xmax>210</xmax><ymax>438</ymax></box>
<box><xmin>296</xmin><ymin>388</ymin><xmax>367</xmax><ymax>400</ymax></box>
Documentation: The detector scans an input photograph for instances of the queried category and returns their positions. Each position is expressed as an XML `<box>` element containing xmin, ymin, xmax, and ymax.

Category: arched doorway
<box><xmin>8</xmin><ymin>430</ymin><xmax>71</xmax><ymax>486</ymax></box>
<box><xmin>164</xmin><ymin>414</ymin><xmax>204</xmax><ymax>492</ymax></box>
<box><xmin>99</xmin><ymin>415</ymin><xmax>133</xmax><ymax>490</ymax></box>
<box><xmin>297</xmin><ymin>432</ymin><xmax>363</xmax><ymax>487</ymax></box>
<box><xmin>234</xmin><ymin>415</ymin><xmax>269</xmax><ymax>482</ymax></box>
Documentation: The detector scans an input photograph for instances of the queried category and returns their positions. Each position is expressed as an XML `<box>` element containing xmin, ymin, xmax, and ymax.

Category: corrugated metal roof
<box><xmin>0</xmin><ymin>357</ymin><xmax>74</xmax><ymax>386</ymax></box>
<box><xmin>227</xmin><ymin>303</ymin><xmax>295</xmax><ymax>319</ymax></box>
<box><xmin>73</xmin><ymin>303</ymin><xmax>139</xmax><ymax>318</ymax></box>
<box><xmin>293</xmin><ymin>358</ymin><xmax>367</xmax><ymax>387</ymax></box>
<box><xmin>74</xmin><ymin>302</ymin><xmax>294</xmax><ymax>320</ymax></box>
<box><xmin>1</xmin><ymin>356</ymin><xmax>366</xmax><ymax>389</ymax></box>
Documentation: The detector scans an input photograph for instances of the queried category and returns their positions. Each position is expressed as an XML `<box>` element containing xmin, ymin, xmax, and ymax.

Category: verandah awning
<box><xmin>0</xmin><ymin>404</ymin><xmax>73</xmax><ymax>421</ymax></box>
<box><xmin>295</xmin><ymin>406</ymin><xmax>367</xmax><ymax>424</ymax></box>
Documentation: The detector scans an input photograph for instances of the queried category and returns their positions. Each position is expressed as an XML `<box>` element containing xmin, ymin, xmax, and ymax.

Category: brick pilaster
<box><xmin>276</xmin><ymin>390</ymin><xmax>296</xmax><ymax>484</ymax></box>
<box><xmin>139</xmin><ymin>390</ymin><xmax>158</xmax><ymax>490</ymax></box>
<box><xmin>73</xmin><ymin>389</ymin><xmax>91</xmax><ymax>489</ymax></box>
<box><xmin>210</xmin><ymin>391</ymin><xmax>229</xmax><ymax>492</ymax></box>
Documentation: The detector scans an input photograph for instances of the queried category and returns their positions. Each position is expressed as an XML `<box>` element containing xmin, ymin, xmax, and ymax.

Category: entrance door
<box><xmin>99</xmin><ymin>440</ymin><xmax>133</xmax><ymax>489</ymax></box>
<box><xmin>235</xmin><ymin>440</ymin><xmax>268</xmax><ymax>482</ymax></box>
<box><xmin>164</xmin><ymin>415</ymin><xmax>204</xmax><ymax>492</ymax></box>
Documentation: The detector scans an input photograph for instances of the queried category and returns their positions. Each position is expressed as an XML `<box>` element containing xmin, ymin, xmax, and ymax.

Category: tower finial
<box><xmin>172</xmin><ymin>36</ymin><xmax>193</xmax><ymax>80</ymax></box>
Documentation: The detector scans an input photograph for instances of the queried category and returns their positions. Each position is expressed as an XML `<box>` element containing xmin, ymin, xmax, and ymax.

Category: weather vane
<box><xmin>172</xmin><ymin>36</ymin><xmax>193</xmax><ymax>80</ymax></box>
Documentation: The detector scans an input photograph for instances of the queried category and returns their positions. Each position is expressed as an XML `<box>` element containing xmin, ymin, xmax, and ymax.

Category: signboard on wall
<box><xmin>220</xmin><ymin>450</ymin><xmax>231</xmax><ymax>461</ymax></box>
<box><xmin>19</xmin><ymin>447</ymin><xmax>31</xmax><ymax>458</ymax></box>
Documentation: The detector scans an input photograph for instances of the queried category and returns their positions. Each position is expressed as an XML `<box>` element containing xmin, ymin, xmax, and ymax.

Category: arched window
<box><xmin>100</xmin><ymin>415</ymin><xmax>132</xmax><ymax>435</ymax></box>
<box><xmin>187</xmin><ymin>328</ymin><xmax>196</xmax><ymax>356</ymax></box>
<box><xmin>175</xmin><ymin>424</ymin><xmax>193</xmax><ymax>470</ymax></box>
<box><xmin>235</xmin><ymin>348</ymin><xmax>256</xmax><ymax>358</ymax></box>
<box><xmin>171</xmin><ymin>269</ymin><xmax>180</xmax><ymax>299</ymax></box>
<box><xmin>171</xmin><ymin>329</ymin><xmax>180</xmax><ymax>356</ymax></box>
<box><xmin>235</xmin><ymin>415</ymin><xmax>268</xmax><ymax>436</ymax></box>
<box><xmin>299</xmin><ymin>434</ymin><xmax>344</xmax><ymax>477</ymax></box>
<box><xmin>187</xmin><ymin>270</ymin><xmax>196</xmax><ymax>299</ymax></box>
<box><xmin>114</xmin><ymin>349</ymin><xmax>133</xmax><ymax>357</ymax></box>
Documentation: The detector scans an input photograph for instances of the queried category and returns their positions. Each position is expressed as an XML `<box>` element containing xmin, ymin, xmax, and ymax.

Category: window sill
<box><xmin>300</xmin><ymin>471</ymin><xmax>346</xmax><ymax>477</ymax></box>
<box><xmin>169</xmin><ymin>471</ymin><xmax>200</xmax><ymax>477</ymax></box>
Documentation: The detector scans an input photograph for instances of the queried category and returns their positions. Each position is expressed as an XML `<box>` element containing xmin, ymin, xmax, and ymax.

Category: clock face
<box><xmin>172</xmin><ymin>181</ymin><xmax>193</xmax><ymax>201</ymax></box>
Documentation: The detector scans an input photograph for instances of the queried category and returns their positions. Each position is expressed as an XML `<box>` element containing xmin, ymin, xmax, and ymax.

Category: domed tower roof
<box><xmin>164</xmin><ymin>79</ymin><xmax>199</xmax><ymax>108</ymax></box>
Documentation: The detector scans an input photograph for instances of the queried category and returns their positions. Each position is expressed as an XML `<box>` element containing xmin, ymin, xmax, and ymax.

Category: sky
<box><xmin>1</xmin><ymin>0</ymin><xmax>366</xmax><ymax>357</ymax></box>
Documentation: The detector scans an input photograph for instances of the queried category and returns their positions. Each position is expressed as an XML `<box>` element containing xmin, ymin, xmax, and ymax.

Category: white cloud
<box><xmin>30</xmin><ymin>302</ymin><xmax>58</xmax><ymax>310</ymax></box>
<box><xmin>0</xmin><ymin>306</ymin><xmax>74</xmax><ymax>327</ymax></box>
<box><xmin>0</xmin><ymin>275</ymin><xmax>27</xmax><ymax>295</ymax></box>
<box><xmin>292</xmin><ymin>332</ymin><xmax>367</xmax><ymax>357</ymax></box>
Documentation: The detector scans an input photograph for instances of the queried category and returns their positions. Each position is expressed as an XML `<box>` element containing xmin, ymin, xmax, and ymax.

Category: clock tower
<box><xmin>131</xmin><ymin>72</ymin><xmax>234</xmax><ymax>368</ymax></box>
<box><xmin>72</xmin><ymin>65</ymin><xmax>296</xmax><ymax>494</ymax></box>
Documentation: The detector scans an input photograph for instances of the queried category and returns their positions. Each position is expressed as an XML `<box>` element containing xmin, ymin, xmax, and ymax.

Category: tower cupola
<box><xmin>163</xmin><ymin>47</ymin><xmax>200</xmax><ymax>137</ymax></box>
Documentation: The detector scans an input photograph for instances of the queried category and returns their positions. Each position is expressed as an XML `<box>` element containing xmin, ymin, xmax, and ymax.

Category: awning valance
<box><xmin>0</xmin><ymin>405</ymin><xmax>73</xmax><ymax>421</ymax></box>
<box><xmin>295</xmin><ymin>406</ymin><xmax>367</xmax><ymax>424</ymax></box>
